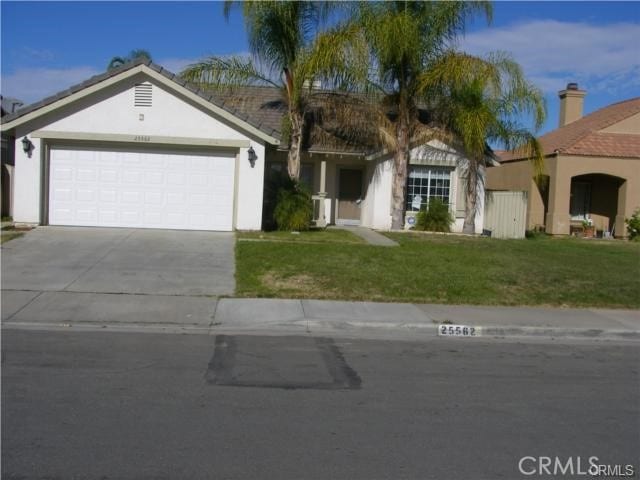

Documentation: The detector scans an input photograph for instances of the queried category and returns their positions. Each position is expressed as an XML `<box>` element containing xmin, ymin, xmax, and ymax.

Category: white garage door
<box><xmin>49</xmin><ymin>147</ymin><xmax>235</xmax><ymax>231</ymax></box>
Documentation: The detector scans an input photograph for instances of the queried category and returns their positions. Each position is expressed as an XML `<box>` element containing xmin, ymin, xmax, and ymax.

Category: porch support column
<box><xmin>614</xmin><ymin>179</ymin><xmax>631</xmax><ymax>238</ymax></box>
<box><xmin>545</xmin><ymin>168</ymin><xmax>571</xmax><ymax>235</ymax></box>
<box><xmin>316</xmin><ymin>159</ymin><xmax>328</xmax><ymax>227</ymax></box>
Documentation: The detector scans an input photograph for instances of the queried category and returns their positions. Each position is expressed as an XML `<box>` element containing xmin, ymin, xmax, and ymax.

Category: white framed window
<box><xmin>406</xmin><ymin>166</ymin><xmax>452</xmax><ymax>211</ymax></box>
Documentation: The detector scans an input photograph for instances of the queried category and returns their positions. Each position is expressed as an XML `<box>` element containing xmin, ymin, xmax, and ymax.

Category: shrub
<box><xmin>273</xmin><ymin>178</ymin><xmax>313</xmax><ymax>231</ymax></box>
<box><xmin>415</xmin><ymin>198</ymin><xmax>453</xmax><ymax>232</ymax></box>
<box><xmin>626</xmin><ymin>208</ymin><xmax>640</xmax><ymax>241</ymax></box>
<box><xmin>525</xmin><ymin>226</ymin><xmax>548</xmax><ymax>240</ymax></box>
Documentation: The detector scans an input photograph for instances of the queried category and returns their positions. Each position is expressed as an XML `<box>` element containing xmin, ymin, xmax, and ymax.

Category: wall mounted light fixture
<box><xmin>21</xmin><ymin>136</ymin><xmax>33</xmax><ymax>156</ymax></box>
<box><xmin>248</xmin><ymin>146</ymin><xmax>257</xmax><ymax>168</ymax></box>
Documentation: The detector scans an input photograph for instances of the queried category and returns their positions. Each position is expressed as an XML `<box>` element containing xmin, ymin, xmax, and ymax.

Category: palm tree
<box><xmin>346</xmin><ymin>1</ymin><xmax>494</xmax><ymax>230</ymax></box>
<box><xmin>424</xmin><ymin>52</ymin><xmax>545</xmax><ymax>233</ymax></box>
<box><xmin>181</xmin><ymin>1</ymin><xmax>365</xmax><ymax>180</ymax></box>
<box><xmin>107</xmin><ymin>49</ymin><xmax>153</xmax><ymax>70</ymax></box>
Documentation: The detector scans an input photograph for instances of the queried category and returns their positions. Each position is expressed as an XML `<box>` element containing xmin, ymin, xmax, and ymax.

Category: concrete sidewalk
<box><xmin>330</xmin><ymin>226</ymin><xmax>399</xmax><ymax>246</ymax></box>
<box><xmin>3</xmin><ymin>293</ymin><xmax>639</xmax><ymax>342</ymax></box>
<box><xmin>212</xmin><ymin>298</ymin><xmax>640</xmax><ymax>341</ymax></box>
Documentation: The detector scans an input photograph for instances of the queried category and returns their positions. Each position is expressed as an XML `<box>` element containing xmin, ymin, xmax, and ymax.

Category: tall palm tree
<box><xmin>348</xmin><ymin>1</ymin><xmax>494</xmax><ymax>230</ymax></box>
<box><xmin>181</xmin><ymin>1</ymin><xmax>365</xmax><ymax>180</ymax></box>
<box><xmin>107</xmin><ymin>49</ymin><xmax>153</xmax><ymax>70</ymax></box>
<box><xmin>424</xmin><ymin>52</ymin><xmax>545</xmax><ymax>233</ymax></box>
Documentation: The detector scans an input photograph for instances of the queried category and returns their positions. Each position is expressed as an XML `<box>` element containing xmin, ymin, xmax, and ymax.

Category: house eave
<box><xmin>0</xmin><ymin>64</ymin><xmax>281</xmax><ymax>146</ymax></box>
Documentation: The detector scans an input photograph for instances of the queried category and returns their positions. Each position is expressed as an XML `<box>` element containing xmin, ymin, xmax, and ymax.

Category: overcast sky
<box><xmin>1</xmin><ymin>1</ymin><xmax>639</xmax><ymax>134</ymax></box>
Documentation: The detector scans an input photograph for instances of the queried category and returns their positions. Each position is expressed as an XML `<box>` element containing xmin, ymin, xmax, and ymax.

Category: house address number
<box><xmin>438</xmin><ymin>324</ymin><xmax>481</xmax><ymax>337</ymax></box>
<box><xmin>133</xmin><ymin>135</ymin><xmax>151</xmax><ymax>142</ymax></box>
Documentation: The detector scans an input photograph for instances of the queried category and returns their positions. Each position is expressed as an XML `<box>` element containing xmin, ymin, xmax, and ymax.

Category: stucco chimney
<box><xmin>558</xmin><ymin>82</ymin><xmax>586</xmax><ymax>127</ymax></box>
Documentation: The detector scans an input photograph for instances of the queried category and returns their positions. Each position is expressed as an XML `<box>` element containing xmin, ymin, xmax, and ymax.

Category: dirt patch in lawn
<box><xmin>261</xmin><ymin>272</ymin><xmax>343</xmax><ymax>298</ymax></box>
<box><xmin>262</xmin><ymin>272</ymin><xmax>319</xmax><ymax>291</ymax></box>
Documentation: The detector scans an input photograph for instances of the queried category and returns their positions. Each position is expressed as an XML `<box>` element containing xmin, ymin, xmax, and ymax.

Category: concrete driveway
<box><xmin>2</xmin><ymin>227</ymin><xmax>234</xmax><ymax>326</ymax></box>
<box><xmin>2</xmin><ymin>226</ymin><xmax>235</xmax><ymax>295</ymax></box>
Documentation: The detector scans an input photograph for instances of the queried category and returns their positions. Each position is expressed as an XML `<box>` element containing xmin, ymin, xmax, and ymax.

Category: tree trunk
<box><xmin>390</xmin><ymin>125</ymin><xmax>410</xmax><ymax>230</ymax></box>
<box><xmin>462</xmin><ymin>159</ymin><xmax>479</xmax><ymax>234</ymax></box>
<box><xmin>287</xmin><ymin>110</ymin><xmax>303</xmax><ymax>180</ymax></box>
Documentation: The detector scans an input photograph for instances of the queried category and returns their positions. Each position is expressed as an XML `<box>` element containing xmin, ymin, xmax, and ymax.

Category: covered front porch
<box><xmin>544</xmin><ymin>155</ymin><xmax>637</xmax><ymax>238</ymax></box>
<box><xmin>265</xmin><ymin>149</ymin><xmax>384</xmax><ymax>229</ymax></box>
<box><xmin>263</xmin><ymin>141</ymin><xmax>479</xmax><ymax>233</ymax></box>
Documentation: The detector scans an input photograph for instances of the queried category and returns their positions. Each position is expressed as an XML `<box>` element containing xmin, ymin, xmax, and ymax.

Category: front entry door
<box><xmin>337</xmin><ymin>168</ymin><xmax>363</xmax><ymax>224</ymax></box>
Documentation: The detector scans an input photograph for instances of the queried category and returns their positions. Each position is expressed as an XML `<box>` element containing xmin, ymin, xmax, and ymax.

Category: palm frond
<box><xmin>107</xmin><ymin>57</ymin><xmax>126</xmax><ymax>70</ymax></box>
<box><xmin>295</xmin><ymin>22</ymin><xmax>369</xmax><ymax>93</ymax></box>
<box><xmin>180</xmin><ymin>55</ymin><xmax>280</xmax><ymax>90</ymax></box>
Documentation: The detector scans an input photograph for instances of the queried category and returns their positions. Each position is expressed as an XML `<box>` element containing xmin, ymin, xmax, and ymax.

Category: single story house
<box><xmin>487</xmin><ymin>83</ymin><xmax>639</xmax><ymax>238</ymax></box>
<box><xmin>1</xmin><ymin>96</ymin><xmax>24</xmax><ymax>218</ymax></box>
<box><xmin>0</xmin><ymin>60</ymin><xmax>486</xmax><ymax>233</ymax></box>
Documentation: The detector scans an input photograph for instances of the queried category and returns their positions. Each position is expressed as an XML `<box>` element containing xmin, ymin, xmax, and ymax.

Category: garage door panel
<box><xmin>76</xmin><ymin>208</ymin><xmax>98</xmax><ymax>223</ymax></box>
<box><xmin>77</xmin><ymin>168</ymin><xmax>97</xmax><ymax>182</ymax></box>
<box><xmin>121</xmin><ymin>191</ymin><xmax>142</xmax><ymax>204</ymax></box>
<box><xmin>52</xmin><ymin>187</ymin><xmax>73</xmax><ymax>202</ymax></box>
<box><xmin>100</xmin><ymin>169</ymin><xmax>119</xmax><ymax>182</ymax></box>
<box><xmin>145</xmin><ymin>191</ymin><xmax>163</xmax><ymax>205</ymax></box>
<box><xmin>99</xmin><ymin>210</ymin><xmax>118</xmax><ymax>224</ymax></box>
<box><xmin>145</xmin><ymin>172</ymin><xmax>164</xmax><ymax>185</ymax></box>
<box><xmin>167</xmin><ymin>173</ymin><xmax>186</xmax><ymax>186</ymax></box>
<box><xmin>49</xmin><ymin>147</ymin><xmax>235</xmax><ymax>231</ymax></box>
<box><xmin>100</xmin><ymin>190</ymin><xmax>117</xmax><ymax>202</ymax></box>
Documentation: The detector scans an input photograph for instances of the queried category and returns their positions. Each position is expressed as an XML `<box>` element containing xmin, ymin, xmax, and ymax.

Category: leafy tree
<box><xmin>107</xmin><ymin>49</ymin><xmax>153</xmax><ymax>70</ymax></box>
<box><xmin>181</xmin><ymin>1</ymin><xmax>366</xmax><ymax>180</ymax></box>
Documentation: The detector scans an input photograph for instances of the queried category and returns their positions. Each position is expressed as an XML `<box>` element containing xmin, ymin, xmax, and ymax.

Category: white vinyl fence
<box><xmin>483</xmin><ymin>191</ymin><xmax>528</xmax><ymax>239</ymax></box>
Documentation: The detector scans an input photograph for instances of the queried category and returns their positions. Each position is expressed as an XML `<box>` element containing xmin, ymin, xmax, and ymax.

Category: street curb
<box><xmin>4</xmin><ymin>320</ymin><xmax>638</xmax><ymax>343</ymax></box>
<box><xmin>481</xmin><ymin>326</ymin><xmax>640</xmax><ymax>341</ymax></box>
<box><xmin>304</xmin><ymin>320</ymin><xmax>640</xmax><ymax>341</ymax></box>
<box><xmin>1</xmin><ymin>322</ymin><xmax>212</xmax><ymax>336</ymax></box>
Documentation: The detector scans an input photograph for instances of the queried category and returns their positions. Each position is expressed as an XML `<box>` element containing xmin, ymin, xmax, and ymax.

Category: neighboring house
<box><xmin>0</xmin><ymin>60</ymin><xmax>485</xmax><ymax>233</ymax></box>
<box><xmin>1</xmin><ymin>95</ymin><xmax>24</xmax><ymax>217</ymax></box>
<box><xmin>487</xmin><ymin>84</ymin><xmax>640</xmax><ymax>238</ymax></box>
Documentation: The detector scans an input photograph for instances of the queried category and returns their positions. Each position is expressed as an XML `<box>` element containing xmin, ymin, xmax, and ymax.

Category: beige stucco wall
<box><xmin>485</xmin><ymin>159</ymin><xmax>548</xmax><ymax>229</ymax></box>
<box><xmin>486</xmin><ymin>154</ymin><xmax>639</xmax><ymax>237</ymax></box>
<box><xmin>601</xmin><ymin>112</ymin><xmax>640</xmax><ymax>134</ymax></box>
<box><xmin>546</xmin><ymin>154</ymin><xmax>639</xmax><ymax>236</ymax></box>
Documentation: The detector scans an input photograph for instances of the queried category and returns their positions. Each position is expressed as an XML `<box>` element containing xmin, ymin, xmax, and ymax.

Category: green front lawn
<box><xmin>0</xmin><ymin>231</ymin><xmax>24</xmax><ymax>244</ymax></box>
<box><xmin>235</xmin><ymin>231</ymin><xmax>640</xmax><ymax>308</ymax></box>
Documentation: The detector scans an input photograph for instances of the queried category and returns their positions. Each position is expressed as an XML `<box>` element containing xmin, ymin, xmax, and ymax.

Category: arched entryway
<box><xmin>569</xmin><ymin>173</ymin><xmax>626</xmax><ymax>236</ymax></box>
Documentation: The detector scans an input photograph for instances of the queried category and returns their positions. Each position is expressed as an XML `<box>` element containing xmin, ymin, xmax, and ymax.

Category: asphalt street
<box><xmin>2</xmin><ymin>330</ymin><xmax>638</xmax><ymax>480</ymax></box>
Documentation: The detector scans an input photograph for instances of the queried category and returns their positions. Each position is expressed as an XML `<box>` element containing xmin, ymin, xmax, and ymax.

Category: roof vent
<box><xmin>134</xmin><ymin>83</ymin><xmax>152</xmax><ymax>107</ymax></box>
<box><xmin>566</xmin><ymin>82</ymin><xmax>579</xmax><ymax>90</ymax></box>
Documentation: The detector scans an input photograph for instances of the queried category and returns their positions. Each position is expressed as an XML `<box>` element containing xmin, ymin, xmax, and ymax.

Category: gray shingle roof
<box><xmin>0</xmin><ymin>59</ymin><xmax>380</xmax><ymax>155</ymax></box>
<box><xmin>0</xmin><ymin>59</ymin><xmax>282</xmax><ymax>143</ymax></box>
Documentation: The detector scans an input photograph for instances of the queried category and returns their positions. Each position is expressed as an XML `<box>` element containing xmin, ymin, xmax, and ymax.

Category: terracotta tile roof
<box><xmin>498</xmin><ymin>97</ymin><xmax>640</xmax><ymax>161</ymax></box>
